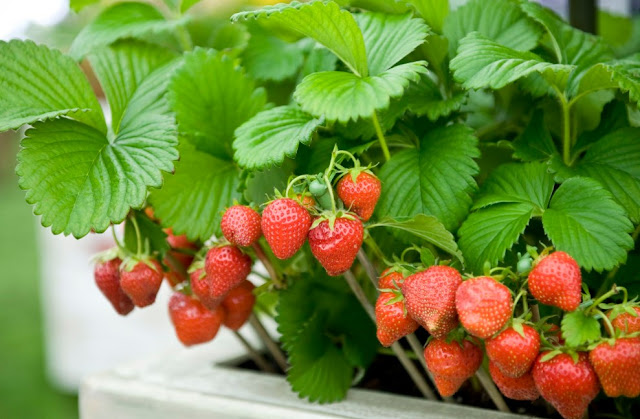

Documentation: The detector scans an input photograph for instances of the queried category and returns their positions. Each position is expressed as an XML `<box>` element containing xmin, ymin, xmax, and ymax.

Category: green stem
<box><xmin>111</xmin><ymin>225</ymin><xmax>125</xmax><ymax>250</ymax></box>
<box><xmin>372</xmin><ymin>111</ymin><xmax>391</xmax><ymax>162</ymax></box>
<box><xmin>587</xmin><ymin>287</ymin><xmax>620</xmax><ymax>315</ymax></box>
<box><xmin>130</xmin><ymin>214</ymin><xmax>142</xmax><ymax>257</ymax></box>
<box><xmin>559</xmin><ymin>93</ymin><xmax>572</xmax><ymax>166</ymax></box>
<box><xmin>177</xmin><ymin>24</ymin><xmax>193</xmax><ymax>52</ymax></box>
<box><xmin>252</xmin><ymin>242</ymin><xmax>283</xmax><ymax>289</ymax></box>
<box><xmin>596</xmin><ymin>309</ymin><xmax>616</xmax><ymax>337</ymax></box>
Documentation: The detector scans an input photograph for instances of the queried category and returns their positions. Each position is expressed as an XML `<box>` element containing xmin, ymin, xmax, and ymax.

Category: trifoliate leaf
<box><xmin>16</xmin><ymin>62</ymin><xmax>180</xmax><ymax>238</ymax></box>
<box><xmin>0</xmin><ymin>40</ymin><xmax>105</xmax><ymax>133</ymax></box>
<box><xmin>149</xmin><ymin>144</ymin><xmax>242</xmax><ymax>241</ymax></box>
<box><xmin>294</xmin><ymin>61</ymin><xmax>427</xmax><ymax>123</ymax></box>
<box><xmin>512</xmin><ymin>110</ymin><xmax>557</xmax><ymax>162</ymax></box>
<box><xmin>169</xmin><ymin>48</ymin><xmax>266</xmax><ymax>160</ymax></box>
<box><xmin>402</xmin><ymin>0</ymin><xmax>448</xmax><ymax>34</ymax></box>
<box><xmin>233</xmin><ymin>106</ymin><xmax>324</xmax><ymax>170</ymax></box>
<box><xmin>355</xmin><ymin>12</ymin><xmax>429</xmax><ymax>76</ymax></box>
<box><xmin>561</xmin><ymin>311</ymin><xmax>601</xmax><ymax>348</ymax></box>
<box><xmin>377</xmin><ymin>124</ymin><xmax>479</xmax><ymax>231</ymax></box>
<box><xmin>241</xmin><ymin>26</ymin><xmax>306</xmax><ymax>81</ymax></box>
<box><xmin>571</xmin><ymin>55</ymin><xmax>640</xmax><ymax>105</ymax></box>
<box><xmin>123</xmin><ymin>209</ymin><xmax>170</xmax><ymax>258</ymax></box>
<box><xmin>232</xmin><ymin>1</ymin><xmax>369</xmax><ymax>77</ymax></box>
<box><xmin>542</xmin><ymin>177</ymin><xmax>634</xmax><ymax>272</ymax></box>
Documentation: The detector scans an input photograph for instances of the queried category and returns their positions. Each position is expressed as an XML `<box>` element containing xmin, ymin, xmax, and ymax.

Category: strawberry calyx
<box><xmin>310</xmin><ymin>210</ymin><xmax>358</xmax><ymax>231</ymax></box>
<box><xmin>121</xmin><ymin>254</ymin><xmax>162</xmax><ymax>273</ymax></box>
<box><xmin>91</xmin><ymin>246</ymin><xmax>123</xmax><ymax>265</ymax></box>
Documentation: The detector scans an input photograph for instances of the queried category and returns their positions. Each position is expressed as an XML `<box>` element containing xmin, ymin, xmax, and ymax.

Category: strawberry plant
<box><xmin>1</xmin><ymin>0</ymin><xmax>640</xmax><ymax>417</ymax></box>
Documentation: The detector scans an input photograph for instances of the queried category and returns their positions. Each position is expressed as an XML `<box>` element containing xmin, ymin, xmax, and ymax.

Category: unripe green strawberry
<box><xmin>423</xmin><ymin>339</ymin><xmax>483</xmax><ymax>397</ymax></box>
<box><xmin>610</xmin><ymin>306</ymin><xmax>640</xmax><ymax>334</ymax></box>
<box><xmin>336</xmin><ymin>171</ymin><xmax>381</xmax><ymax>221</ymax></box>
<box><xmin>455</xmin><ymin>276</ymin><xmax>513</xmax><ymax>339</ymax></box>
<box><xmin>378</xmin><ymin>268</ymin><xmax>404</xmax><ymax>289</ymax></box>
<box><xmin>532</xmin><ymin>352</ymin><xmax>599</xmax><ymax>419</ymax></box>
<box><xmin>204</xmin><ymin>245</ymin><xmax>252</xmax><ymax>300</ymax></box>
<box><xmin>308</xmin><ymin>214</ymin><xmax>363</xmax><ymax>276</ymax></box>
<box><xmin>169</xmin><ymin>292</ymin><xmax>225</xmax><ymax>346</ymax></box>
<box><xmin>221</xmin><ymin>280</ymin><xmax>256</xmax><ymax>331</ymax></box>
<box><xmin>261</xmin><ymin>198</ymin><xmax>312</xmax><ymax>259</ymax></box>
<box><xmin>375</xmin><ymin>291</ymin><xmax>419</xmax><ymax>347</ymax></box>
<box><xmin>486</xmin><ymin>324</ymin><xmax>540</xmax><ymax>378</ymax></box>
<box><xmin>94</xmin><ymin>257</ymin><xmax>134</xmax><ymax>315</ymax></box>
<box><xmin>489</xmin><ymin>361</ymin><xmax>539</xmax><ymax>401</ymax></box>
<box><xmin>528</xmin><ymin>251</ymin><xmax>581</xmax><ymax>312</ymax></box>
<box><xmin>402</xmin><ymin>266</ymin><xmax>462</xmax><ymax>338</ymax></box>
<box><xmin>221</xmin><ymin>205</ymin><xmax>262</xmax><ymax>247</ymax></box>
<box><xmin>120</xmin><ymin>259</ymin><xmax>164</xmax><ymax>308</ymax></box>
<box><xmin>589</xmin><ymin>337</ymin><xmax>640</xmax><ymax>398</ymax></box>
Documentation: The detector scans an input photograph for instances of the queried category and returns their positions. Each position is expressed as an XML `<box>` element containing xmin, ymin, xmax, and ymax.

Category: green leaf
<box><xmin>232</xmin><ymin>1</ymin><xmax>369</xmax><ymax>77</ymax></box>
<box><xmin>512</xmin><ymin>110</ymin><xmax>557</xmax><ymax>162</ymax></box>
<box><xmin>0</xmin><ymin>40</ymin><xmax>105</xmax><ymax>133</ymax></box>
<box><xmin>16</xmin><ymin>62</ymin><xmax>180</xmax><ymax>238</ymax></box>
<box><xmin>149</xmin><ymin>144</ymin><xmax>241</xmax><ymax>241</ymax></box>
<box><xmin>402</xmin><ymin>0</ymin><xmax>448</xmax><ymax>34</ymax></box>
<box><xmin>377</xmin><ymin>124</ymin><xmax>479</xmax><ymax>231</ymax></box>
<box><xmin>299</xmin><ymin>47</ymin><xmax>339</xmax><ymax>79</ymax></box>
<box><xmin>542</xmin><ymin>177</ymin><xmax>634</xmax><ymax>272</ymax></box>
<box><xmin>355</xmin><ymin>12</ymin><xmax>429</xmax><ymax>75</ymax></box>
<box><xmin>123</xmin><ymin>210</ymin><xmax>170</xmax><ymax>258</ymax></box>
<box><xmin>443</xmin><ymin>0</ymin><xmax>541</xmax><ymax>57</ymax></box>
<box><xmin>450</xmin><ymin>32</ymin><xmax>573</xmax><ymax>91</ymax></box>
<box><xmin>243</xmin><ymin>166</ymin><xmax>289</xmax><ymax>206</ymax></box>
<box><xmin>572</xmin><ymin>55</ymin><xmax>640</xmax><ymax>105</ymax></box>
<box><xmin>233</xmin><ymin>106</ymin><xmax>324</xmax><ymax>170</ymax></box>
<box><xmin>70</xmin><ymin>0</ymin><xmax>100</xmax><ymax>12</ymax></box>
<box><xmin>404</xmin><ymin>74</ymin><xmax>467</xmax><ymax>120</ymax></box>
<box><xmin>181</xmin><ymin>0</ymin><xmax>201</xmax><ymax>13</ymax></box>
<box><xmin>89</xmin><ymin>40</ymin><xmax>176</xmax><ymax>133</ymax></box>
<box><xmin>169</xmin><ymin>48</ymin><xmax>266</xmax><ymax>159</ymax></box>
<box><xmin>241</xmin><ymin>26</ymin><xmax>306</xmax><ymax>81</ymax></box>
<box><xmin>561</xmin><ymin>311</ymin><xmax>601</xmax><ymax>348</ymax></box>
<box><xmin>69</xmin><ymin>2</ymin><xmax>185</xmax><ymax>60</ymax></box>
<box><xmin>294</xmin><ymin>61</ymin><xmax>427</xmax><ymax>123</ymax></box>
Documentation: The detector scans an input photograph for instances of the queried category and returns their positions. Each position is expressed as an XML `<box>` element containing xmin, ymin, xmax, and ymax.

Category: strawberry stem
<box><xmin>372</xmin><ymin>111</ymin><xmax>391</xmax><ymax>162</ymax></box>
<box><xmin>129</xmin><ymin>213</ymin><xmax>143</xmax><ymax>257</ymax></box>
<box><xmin>249</xmin><ymin>314</ymin><xmax>289</xmax><ymax>372</ymax></box>
<box><xmin>595</xmin><ymin>309</ymin><xmax>616</xmax><ymax>337</ymax></box>
<box><xmin>252</xmin><ymin>242</ymin><xmax>283</xmax><ymax>289</ymax></box>
<box><xmin>587</xmin><ymin>286</ymin><xmax>619</xmax><ymax>315</ymax></box>
<box><xmin>232</xmin><ymin>330</ymin><xmax>277</xmax><ymax>373</ymax></box>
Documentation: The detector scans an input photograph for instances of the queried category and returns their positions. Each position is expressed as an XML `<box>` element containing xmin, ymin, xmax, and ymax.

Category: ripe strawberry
<box><xmin>308</xmin><ymin>214</ymin><xmax>364</xmax><ymax>276</ymax></box>
<box><xmin>532</xmin><ymin>352</ymin><xmax>599</xmax><ymax>419</ymax></box>
<box><xmin>486</xmin><ymin>324</ymin><xmax>540</xmax><ymax>378</ymax></box>
<box><xmin>528</xmin><ymin>251</ymin><xmax>581</xmax><ymax>311</ymax></box>
<box><xmin>296</xmin><ymin>193</ymin><xmax>316</xmax><ymax>210</ymax></box>
<box><xmin>204</xmin><ymin>245</ymin><xmax>252</xmax><ymax>300</ymax></box>
<box><xmin>336</xmin><ymin>171</ymin><xmax>381</xmax><ymax>221</ymax></box>
<box><xmin>423</xmin><ymin>339</ymin><xmax>483</xmax><ymax>397</ymax></box>
<box><xmin>489</xmin><ymin>361</ymin><xmax>539</xmax><ymax>401</ymax></box>
<box><xmin>375</xmin><ymin>291</ymin><xmax>419</xmax><ymax>347</ymax></box>
<box><xmin>120</xmin><ymin>259</ymin><xmax>164</xmax><ymax>308</ymax></box>
<box><xmin>190</xmin><ymin>268</ymin><xmax>222</xmax><ymax>310</ymax></box>
<box><xmin>455</xmin><ymin>276</ymin><xmax>513</xmax><ymax>339</ymax></box>
<box><xmin>378</xmin><ymin>268</ymin><xmax>404</xmax><ymax>289</ymax></box>
<box><xmin>261</xmin><ymin>198</ymin><xmax>312</xmax><ymax>259</ymax></box>
<box><xmin>221</xmin><ymin>280</ymin><xmax>256</xmax><ymax>331</ymax></box>
<box><xmin>166</xmin><ymin>228</ymin><xmax>198</xmax><ymax>267</ymax></box>
<box><xmin>589</xmin><ymin>337</ymin><xmax>640</xmax><ymax>398</ymax></box>
<box><xmin>402</xmin><ymin>266</ymin><xmax>462</xmax><ymax>339</ymax></box>
<box><xmin>221</xmin><ymin>205</ymin><xmax>262</xmax><ymax>247</ymax></box>
<box><xmin>94</xmin><ymin>257</ymin><xmax>134</xmax><ymax>315</ymax></box>
<box><xmin>168</xmin><ymin>292</ymin><xmax>226</xmax><ymax>346</ymax></box>
<box><xmin>610</xmin><ymin>306</ymin><xmax>640</xmax><ymax>334</ymax></box>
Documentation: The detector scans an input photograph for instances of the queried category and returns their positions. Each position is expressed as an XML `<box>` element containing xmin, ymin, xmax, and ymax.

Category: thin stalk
<box><xmin>596</xmin><ymin>309</ymin><xmax>616</xmax><ymax>337</ymax></box>
<box><xmin>130</xmin><ymin>214</ymin><xmax>142</xmax><ymax>257</ymax></box>
<box><xmin>559</xmin><ymin>93</ymin><xmax>572</xmax><ymax>166</ymax></box>
<box><xmin>357</xmin><ymin>249</ymin><xmax>379</xmax><ymax>285</ymax></box>
<box><xmin>372</xmin><ymin>111</ymin><xmax>391</xmax><ymax>162</ymax></box>
<box><xmin>475</xmin><ymin>367</ymin><xmax>511</xmax><ymax>413</ymax></box>
<box><xmin>233</xmin><ymin>330</ymin><xmax>276</xmax><ymax>373</ymax></box>
<box><xmin>531</xmin><ymin>304</ymin><xmax>541</xmax><ymax>323</ymax></box>
<box><xmin>252</xmin><ymin>243</ymin><xmax>283</xmax><ymax>288</ymax></box>
<box><xmin>249</xmin><ymin>314</ymin><xmax>288</xmax><ymax>372</ymax></box>
<box><xmin>405</xmin><ymin>334</ymin><xmax>453</xmax><ymax>403</ymax></box>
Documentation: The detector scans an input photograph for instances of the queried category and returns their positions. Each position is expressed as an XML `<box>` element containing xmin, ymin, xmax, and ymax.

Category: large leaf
<box><xmin>542</xmin><ymin>177</ymin><xmax>634</xmax><ymax>272</ymax></box>
<box><xmin>0</xmin><ymin>40</ymin><xmax>104</xmax><ymax>133</ymax></box>
<box><xmin>402</xmin><ymin>0</ymin><xmax>448</xmax><ymax>33</ymax></box>
<box><xmin>294</xmin><ymin>61</ymin><xmax>427</xmax><ymax>123</ymax></box>
<box><xmin>233</xmin><ymin>106</ymin><xmax>324</xmax><ymax>170</ymax></box>
<box><xmin>232</xmin><ymin>1</ymin><xmax>369</xmax><ymax>77</ymax></box>
<box><xmin>355</xmin><ymin>12</ymin><xmax>429</xmax><ymax>76</ymax></box>
<box><xmin>149</xmin><ymin>144</ymin><xmax>241</xmax><ymax>241</ymax></box>
<box><xmin>377</xmin><ymin>124</ymin><xmax>479</xmax><ymax>231</ymax></box>
<box><xmin>169</xmin><ymin>48</ymin><xmax>266</xmax><ymax>160</ymax></box>
<box><xmin>69</xmin><ymin>2</ymin><xmax>185</xmax><ymax>60</ymax></box>
<box><xmin>512</xmin><ymin>110</ymin><xmax>557</xmax><ymax>162</ymax></box>
<box><xmin>572</xmin><ymin>55</ymin><xmax>640</xmax><ymax>105</ymax></box>
<box><xmin>404</xmin><ymin>74</ymin><xmax>467</xmax><ymax>120</ymax></box>
<box><xmin>241</xmin><ymin>26</ymin><xmax>306</xmax><ymax>82</ymax></box>
<box><xmin>16</xmin><ymin>62</ymin><xmax>180</xmax><ymax>238</ymax></box>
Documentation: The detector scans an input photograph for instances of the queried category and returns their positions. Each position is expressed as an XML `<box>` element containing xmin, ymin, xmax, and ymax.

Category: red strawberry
<box><xmin>402</xmin><ymin>266</ymin><xmax>462</xmax><ymax>339</ymax></box>
<box><xmin>120</xmin><ymin>259</ymin><xmax>164</xmax><ymax>307</ymax></box>
<box><xmin>528</xmin><ymin>251</ymin><xmax>581</xmax><ymax>311</ymax></box>
<box><xmin>486</xmin><ymin>324</ymin><xmax>540</xmax><ymax>378</ymax></box>
<box><xmin>166</xmin><ymin>228</ymin><xmax>198</xmax><ymax>267</ymax></box>
<box><xmin>455</xmin><ymin>276</ymin><xmax>513</xmax><ymax>339</ymax></box>
<box><xmin>204</xmin><ymin>245</ymin><xmax>252</xmax><ymax>300</ymax></box>
<box><xmin>221</xmin><ymin>205</ymin><xmax>262</xmax><ymax>247</ymax></box>
<box><xmin>168</xmin><ymin>292</ymin><xmax>225</xmax><ymax>346</ymax></box>
<box><xmin>336</xmin><ymin>171</ymin><xmax>381</xmax><ymax>221</ymax></box>
<box><xmin>423</xmin><ymin>339</ymin><xmax>483</xmax><ymax>397</ymax></box>
<box><xmin>221</xmin><ymin>280</ymin><xmax>256</xmax><ymax>330</ymax></box>
<box><xmin>589</xmin><ymin>337</ymin><xmax>640</xmax><ymax>398</ymax></box>
<box><xmin>610</xmin><ymin>306</ymin><xmax>640</xmax><ymax>334</ymax></box>
<box><xmin>308</xmin><ymin>214</ymin><xmax>364</xmax><ymax>276</ymax></box>
<box><xmin>532</xmin><ymin>352</ymin><xmax>599</xmax><ymax>419</ymax></box>
<box><xmin>378</xmin><ymin>268</ymin><xmax>404</xmax><ymax>289</ymax></box>
<box><xmin>296</xmin><ymin>194</ymin><xmax>316</xmax><ymax>210</ymax></box>
<box><xmin>375</xmin><ymin>291</ymin><xmax>419</xmax><ymax>347</ymax></box>
<box><xmin>261</xmin><ymin>198</ymin><xmax>312</xmax><ymax>259</ymax></box>
<box><xmin>94</xmin><ymin>257</ymin><xmax>134</xmax><ymax>315</ymax></box>
<box><xmin>190</xmin><ymin>268</ymin><xmax>222</xmax><ymax>310</ymax></box>
<box><xmin>489</xmin><ymin>361</ymin><xmax>539</xmax><ymax>401</ymax></box>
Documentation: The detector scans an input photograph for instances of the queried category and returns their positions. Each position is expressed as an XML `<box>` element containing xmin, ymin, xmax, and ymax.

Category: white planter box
<box><xmin>80</xmin><ymin>349</ymin><xmax>530</xmax><ymax>419</ymax></box>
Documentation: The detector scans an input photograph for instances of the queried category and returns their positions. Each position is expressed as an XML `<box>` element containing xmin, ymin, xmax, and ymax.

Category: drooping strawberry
<box><xmin>423</xmin><ymin>338</ymin><xmax>483</xmax><ymax>397</ymax></box>
<box><xmin>221</xmin><ymin>205</ymin><xmax>262</xmax><ymax>247</ymax></box>
<box><xmin>336</xmin><ymin>171</ymin><xmax>381</xmax><ymax>221</ymax></box>
<box><xmin>261</xmin><ymin>198</ymin><xmax>312</xmax><ymax>259</ymax></box>
<box><xmin>375</xmin><ymin>291</ymin><xmax>419</xmax><ymax>347</ymax></box>
<box><xmin>486</xmin><ymin>323</ymin><xmax>541</xmax><ymax>378</ymax></box>
<box><xmin>528</xmin><ymin>251</ymin><xmax>582</xmax><ymax>312</ymax></box>
<box><xmin>455</xmin><ymin>276</ymin><xmax>513</xmax><ymax>339</ymax></box>
<box><xmin>221</xmin><ymin>280</ymin><xmax>256</xmax><ymax>331</ymax></box>
<box><xmin>204</xmin><ymin>245</ymin><xmax>252</xmax><ymax>300</ymax></box>
<box><xmin>402</xmin><ymin>265</ymin><xmax>462</xmax><ymax>339</ymax></box>
<box><xmin>610</xmin><ymin>306</ymin><xmax>640</xmax><ymax>334</ymax></box>
<box><xmin>94</xmin><ymin>257</ymin><xmax>134</xmax><ymax>315</ymax></box>
<box><xmin>489</xmin><ymin>361</ymin><xmax>539</xmax><ymax>401</ymax></box>
<box><xmin>120</xmin><ymin>259</ymin><xmax>164</xmax><ymax>308</ymax></box>
<box><xmin>589</xmin><ymin>337</ymin><xmax>640</xmax><ymax>398</ymax></box>
<box><xmin>378</xmin><ymin>268</ymin><xmax>404</xmax><ymax>289</ymax></box>
<box><xmin>308</xmin><ymin>213</ymin><xmax>364</xmax><ymax>276</ymax></box>
<box><xmin>532</xmin><ymin>352</ymin><xmax>599</xmax><ymax>419</ymax></box>
<box><xmin>168</xmin><ymin>292</ymin><xmax>226</xmax><ymax>346</ymax></box>
<box><xmin>190</xmin><ymin>268</ymin><xmax>222</xmax><ymax>310</ymax></box>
